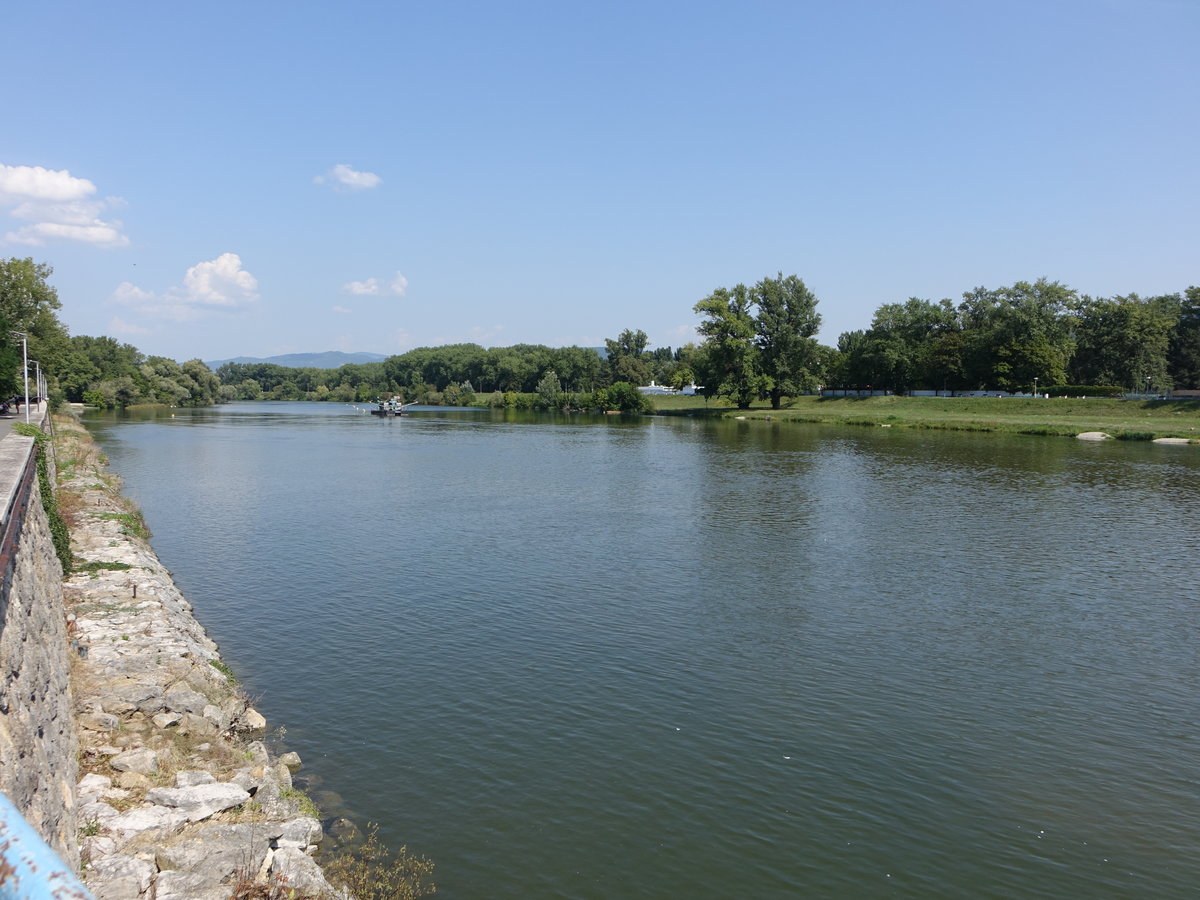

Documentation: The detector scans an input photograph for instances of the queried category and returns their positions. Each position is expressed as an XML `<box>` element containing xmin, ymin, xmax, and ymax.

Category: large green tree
<box><xmin>958</xmin><ymin>279</ymin><xmax>1076</xmax><ymax>391</ymax></box>
<box><xmin>1167</xmin><ymin>287</ymin><xmax>1200</xmax><ymax>389</ymax></box>
<box><xmin>835</xmin><ymin>298</ymin><xmax>961</xmax><ymax>392</ymax></box>
<box><xmin>693</xmin><ymin>284</ymin><xmax>765</xmax><ymax>408</ymax></box>
<box><xmin>603</xmin><ymin>329</ymin><xmax>651</xmax><ymax>387</ymax></box>
<box><xmin>1070</xmin><ymin>294</ymin><xmax>1177</xmax><ymax>390</ymax></box>
<box><xmin>0</xmin><ymin>258</ymin><xmax>69</xmax><ymax>400</ymax></box>
<box><xmin>752</xmin><ymin>273</ymin><xmax>822</xmax><ymax>408</ymax></box>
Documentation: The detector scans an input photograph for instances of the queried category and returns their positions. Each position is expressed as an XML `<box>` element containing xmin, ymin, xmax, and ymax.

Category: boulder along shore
<box><xmin>56</xmin><ymin>414</ymin><xmax>343</xmax><ymax>900</ymax></box>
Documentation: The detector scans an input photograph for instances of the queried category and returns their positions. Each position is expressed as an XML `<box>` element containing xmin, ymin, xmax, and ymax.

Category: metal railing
<box><xmin>0</xmin><ymin>792</ymin><xmax>94</xmax><ymax>899</ymax></box>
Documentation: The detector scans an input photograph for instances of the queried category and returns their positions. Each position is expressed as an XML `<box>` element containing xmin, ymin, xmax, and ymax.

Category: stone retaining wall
<box><xmin>0</xmin><ymin>430</ymin><xmax>80</xmax><ymax>868</ymax></box>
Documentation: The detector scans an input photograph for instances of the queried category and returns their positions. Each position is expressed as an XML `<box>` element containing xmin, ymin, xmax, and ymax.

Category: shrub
<box><xmin>607</xmin><ymin>381</ymin><xmax>653</xmax><ymax>413</ymax></box>
<box><xmin>323</xmin><ymin>823</ymin><xmax>436</xmax><ymax>900</ymax></box>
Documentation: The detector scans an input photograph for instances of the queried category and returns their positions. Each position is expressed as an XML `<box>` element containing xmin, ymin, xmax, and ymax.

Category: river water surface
<box><xmin>81</xmin><ymin>402</ymin><xmax>1200</xmax><ymax>898</ymax></box>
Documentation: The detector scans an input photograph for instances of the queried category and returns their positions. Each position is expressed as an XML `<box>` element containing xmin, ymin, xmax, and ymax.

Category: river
<box><xmin>81</xmin><ymin>401</ymin><xmax>1200</xmax><ymax>898</ymax></box>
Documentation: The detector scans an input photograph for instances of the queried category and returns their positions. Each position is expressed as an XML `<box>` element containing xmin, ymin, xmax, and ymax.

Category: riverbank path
<box><xmin>0</xmin><ymin>401</ymin><xmax>50</xmax><ymax>440</ymax></box>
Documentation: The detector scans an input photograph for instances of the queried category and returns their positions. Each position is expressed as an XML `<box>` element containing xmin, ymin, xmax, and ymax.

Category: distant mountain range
<box><xmin>205</xmin><ymin>351</ymin><xmax>389</xmax><ymax>370</ymax></box>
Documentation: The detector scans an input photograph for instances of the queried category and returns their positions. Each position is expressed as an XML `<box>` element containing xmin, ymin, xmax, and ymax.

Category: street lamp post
<box><xmin>1145</xmin><ymin>375</ymin><xmax>1151</xmax><ymax>396</ymax></box>
<box><xmin>1033</xmin><ymin>376</ymin><xmax>1038</xmax><ymax>398</ymax></box>
<box><xmin>9</xmin><ymin>331</ymin><xmax>28</xmax><ymax>424</ymax></box>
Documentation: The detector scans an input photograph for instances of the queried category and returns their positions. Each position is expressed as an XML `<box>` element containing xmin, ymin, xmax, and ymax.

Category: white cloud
<box><xmin>343</xmin><ymin>278</ymin><xmax>382</xmax><ymax>295</ymax></box>
<box><xmin>314</xmin><ymin>163</ymin><xmax>382</xmax><ymax>191</ymax></box>
<box><xmin>0</xmin><ymin>163</ymin><xmax>129</xmax><ymax>247</ymax></box>
<box><xmin>180</xmin><ymin>253</ymin><xmax>259</xmax><ymax>307</ymax></box>
<box><xmin>342</xmin><ymin>271</ymin><xmax>408</xmax><ymax>297</ymax></box>
<box><xmin>332</xmin><ymin>305</ymin><xmax>352</xmax><ymax>314</ymax></box>
<box><xmin>107</xmin><ymin>316</ymin><xmax>151</xmax><ymax>336</ymax></box>
<box><xmin>0</xmin><ymin>164</ymin><xmax>94</xmax><ymax>202</ymax></box>
<box><xmin>112</xmin><ymin>281</ymin><xmax>155</xmax><ymax>304</ymax></box>
<box><xmin>111</xmin><ymin>253</ymin><xmax>259</xmax><ymax>321</ymax></box>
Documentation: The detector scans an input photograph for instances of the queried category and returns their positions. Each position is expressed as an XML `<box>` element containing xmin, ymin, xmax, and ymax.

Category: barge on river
<box><xmin>371</xmin><ymin>398</ymin><xmax>418</xmax><ymax>417</ymax></box>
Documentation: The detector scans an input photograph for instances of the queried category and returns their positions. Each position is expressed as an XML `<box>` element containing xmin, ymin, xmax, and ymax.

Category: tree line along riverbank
<box><xmin>648</xmin><ymin>394</ymin><xmax>1200</xmax><ymax>442</ymax></box>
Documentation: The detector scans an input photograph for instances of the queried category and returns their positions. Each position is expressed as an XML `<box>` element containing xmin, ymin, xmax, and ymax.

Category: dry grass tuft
<box><xmin>227</xmin><ymin>870</ymin><xmax>323</xmax><ymax>900</ymax></box>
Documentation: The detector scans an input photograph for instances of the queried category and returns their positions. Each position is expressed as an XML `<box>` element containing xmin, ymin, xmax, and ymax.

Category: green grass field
<box><xmin>650</xmin><ymin>394</ymin><xmax>1200</xmax><ymax>441</ymax></box>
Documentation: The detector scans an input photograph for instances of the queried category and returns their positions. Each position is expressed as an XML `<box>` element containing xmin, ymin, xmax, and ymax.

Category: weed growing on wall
<box><xmin>13</xmin><ymin>423</ymin><xmax>72</xmax><ymax>574</ymax></box>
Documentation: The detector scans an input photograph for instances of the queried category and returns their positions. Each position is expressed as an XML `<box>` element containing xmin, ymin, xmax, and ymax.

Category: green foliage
<box><xmin>0</xmin><ymin>258</ymin><xmax>68</xmax><ymax>401</ymax></box>
<box><xmin>604</xmin><ymin>329</ymin><xmax>651</xmax><ymax>386</ymax></box>
<box><xmin>73</xmin><ymin>560</ymin><xmax>134</xmax><ymax>573</ymax></box>
<box><xmin>1070</xmin><ymin>293</ymin><xmax>1176</xmax><ymax>390</ymax></box>
<box><xmin>13</xmin><ymin>424</ymin><xmax>72</xmax><ymax>575</ymax></box>
<box><xmin>209</xmin><ymin>659</ymin><xmax>238</xmax><ymax>685</ymax></box>
<box><xmin>606</xmin><ymin>381</ymin><xmax>653</xmax><ymax>413</ymax></box>
<box><xmin>958</xmin><ymin>279</ymin><xmax>1076</xmax><ymax>391</ymax></box>
<box><xmin>215</xmin><ymin>343</ymin><xmax>617</xmax><ymax>400</ymax></box>
<box><xmin>97</xmin><ymin>511</ymin><xmax>151</xmax><ymax>540</ymax></box>
<box><xmin>278</xmin><ymin>787</ymin><xmax>319</xmax><ymax>818</ymax></box>
<box><xmin>693</xmin><ymin>273</ymin><xmax>827</xmax><ymax>408</ymax></box>
<box><xmin>535</xmin><ymin>370</ymin><xmax>564</xmax><ymax>409</ymax></box>
<box><xmin>323</xmin><ymin>823</ymin><xmax>436</xmax><ymax>900</ymax></box>
<box><xmin>830</xmin><ymin>279</ymin><xmax>1200</xmax><ymax>395</ymax></box>
<box><xmin>1168</xmin><ymin>286</ymin><xmax>1200</xmax><ymax>389</ymax></box>
<box><xmin>753</xmin><ymin>273</ymin><xmax>822</xmax><ymax>408</ymax></box>
<box><xmin>60</xmin><ymin>339</ymin><xmax>225</xmax><ymax>408</ymax></box>
<box><xmin>837</xmin><ymin>298</ymin><xmax>960</xmax><ymax>392</ymax></box>
<box><xmin>693</xmin><ymin>282</ymin><xmax>768</xmax><ymax>408</ymax></box>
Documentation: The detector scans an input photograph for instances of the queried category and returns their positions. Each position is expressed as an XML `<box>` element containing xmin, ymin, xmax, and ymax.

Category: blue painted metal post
<box><xmin>0</xmin><ymin>792</ymin><xmax>95</xmax><ymax>899</ymax></box>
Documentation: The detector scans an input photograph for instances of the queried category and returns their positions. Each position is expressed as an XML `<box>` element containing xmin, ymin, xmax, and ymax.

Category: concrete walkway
<box><xmin>0</xmin><ymin>400</ymin><xmax>49</xmax><ymax>440</ymax></box>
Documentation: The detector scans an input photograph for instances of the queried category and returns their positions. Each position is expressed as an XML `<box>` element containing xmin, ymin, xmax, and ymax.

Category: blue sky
<box><xmin>2</xmin><ymin>0</ymin><xmax>1196</xmax><ymax>362</ymax></box>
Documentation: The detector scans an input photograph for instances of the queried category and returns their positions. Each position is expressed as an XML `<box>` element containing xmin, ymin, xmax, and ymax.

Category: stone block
<box><xmin>144</xmin><ymin>782</ymin><xmax>251</xmax><ymax>822</ymax></box>
<box><xmin>163</xmin><ymin>687</ymin><xmax>208</xmax><ymax>714</ymax></box>
<box><xmin>270</xmin><ymin>846</ymin><xmax>334</xmax><ymax>897</ymax></box>
<box><xmin>84</xmin><ymin>852</ymin><xmax>156</xmax><ymax>899</ymax></box>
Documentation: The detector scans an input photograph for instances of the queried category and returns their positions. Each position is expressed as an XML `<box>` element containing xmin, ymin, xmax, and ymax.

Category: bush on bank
<box><xmin>482</xmin><ymin>382</ymin><xmax>652</xmax><ymax>413</ymax></box>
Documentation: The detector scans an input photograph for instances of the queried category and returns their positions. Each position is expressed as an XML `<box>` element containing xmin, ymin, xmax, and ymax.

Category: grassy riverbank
<box><xmin>651</xmin><ymin>394</ymin><xmax>1200</xmax><ymax>441</ymax></box>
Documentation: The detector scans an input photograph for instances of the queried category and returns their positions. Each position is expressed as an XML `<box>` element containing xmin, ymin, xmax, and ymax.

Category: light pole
<box><xmin>1033</xmin><ymin>376</ymin><xmax>1038</xmax><ymax>398</ymax></box>
<box><xmin>9</xmin><ymin>331</ymin><xmax>28</xmax><ymax>424</ymax></box>
<box><xmin>1145</xmin><ymin>375</ymin><xmax>1151</xmax><ymax>396</ymax></box>
<box><xmin>29</xmin><ymin>360</ymin><xmax>40</xmax><ymax>409</ymax></box>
